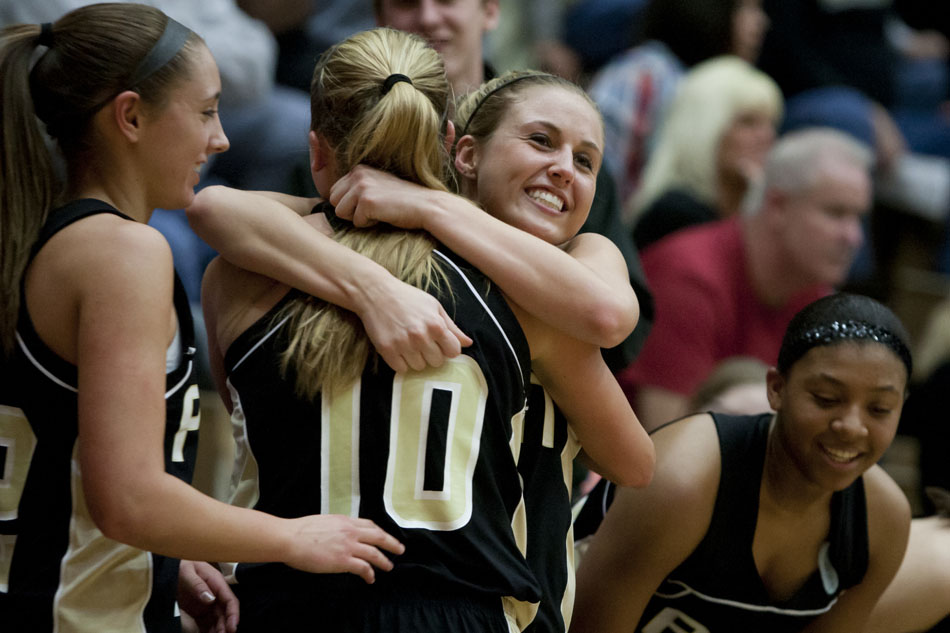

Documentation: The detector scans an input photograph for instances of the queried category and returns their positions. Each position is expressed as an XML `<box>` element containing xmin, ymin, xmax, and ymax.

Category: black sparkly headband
<box><xmin>781</xmin><ymin>319</ymin><xmax>912</xmax><ymax>376</ymax></box>
<box><xmin>459</xmin><ymin>73</ymin><xmax>544</xmax><ymax>138</ymax></box>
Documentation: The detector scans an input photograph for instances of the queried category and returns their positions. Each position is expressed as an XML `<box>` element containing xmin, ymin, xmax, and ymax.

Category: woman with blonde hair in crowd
<box><xmin>627</xmin><ymin>55</ymin><xmax>782</xmax><ymax>250</ymax></box>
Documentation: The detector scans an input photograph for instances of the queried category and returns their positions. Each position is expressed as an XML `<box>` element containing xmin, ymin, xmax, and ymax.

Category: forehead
<box><xmin>377</xmin><ymin>0</ymin><xmax>486</xmax><ymax>15</ymax></box>
<box><xmin>501</xmin><ymin>85</ymin><xmax>603</xmax><ymax>141</ymax></box>
<box><xmin>173</xmin><ymin>44</ymin><xmax>221</xmax><ymax>100</ymax></box>
<box><xmin>792</xmin><ymin>341</ymin><xmax>907</xmax><ymax>388</ymax></box>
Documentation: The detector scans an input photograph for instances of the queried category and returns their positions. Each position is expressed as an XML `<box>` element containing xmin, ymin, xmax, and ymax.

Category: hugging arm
<box><xmin>331</xmin><ymin>166</ymin><xmax>640</xmax><ymax>348</ymax></box>
<box><xmin>187</xmin><ymin>186</ymin><xmax>470</xmax><ymax>372</ymax></box>
<box><xmin>523</xmin><ymin>321</ymin><xmax>654</xmax><ymax>487</ymax></box>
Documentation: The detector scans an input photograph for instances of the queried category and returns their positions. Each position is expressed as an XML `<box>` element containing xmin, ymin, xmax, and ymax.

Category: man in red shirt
<box><xmin>621</xmin><ymin>127</ymin><xmax>873</xmax><ymax>430</ymax></box>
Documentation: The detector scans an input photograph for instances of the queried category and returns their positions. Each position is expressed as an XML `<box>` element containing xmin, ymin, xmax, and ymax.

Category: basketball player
<box><xmin>571</xmin><ymin>293</ymin><xmax>912</xmax><ymax>633</ymax></box>
<box><xmin>201</xmin><ymin>28</ymin><xmax>653</xmax><ymax>632</ymax></box>
<box><xmin>0</xmin><ymin>7</ymin><xmax>400</xmax><ymax>631</ymax></box>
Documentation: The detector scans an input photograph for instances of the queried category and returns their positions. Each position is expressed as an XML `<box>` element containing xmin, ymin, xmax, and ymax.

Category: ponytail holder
<box><xmin>382</xmin><ymin>73</ymin><xmax>412</xmax><ymax>95</ymax></box>
<box><xmin>38</xmin><ymin>22</ymin><xmax>54</xmax><ymax>48</ymax></box>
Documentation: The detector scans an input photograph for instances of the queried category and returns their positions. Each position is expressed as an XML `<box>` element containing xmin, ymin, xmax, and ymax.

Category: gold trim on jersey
<box><xmin>53</xmin><ymin>443</ymin><xmax>152</xmax><ymax>632</ymax></box>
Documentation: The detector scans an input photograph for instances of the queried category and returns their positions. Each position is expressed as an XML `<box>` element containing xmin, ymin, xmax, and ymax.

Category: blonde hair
<box><xmin>0</xmin><ymin>4</ymin><xmax>200</xmax><ymax>355</ymax></box>
<box><xmin>279</xmin><ymin>27</ymin><xmax>452</xmax><ymax>398</ymax></box>
<box><xmin>626</xmin><ymin>56</ymin><xmax>782</xmax><ymax>225</ymax></box>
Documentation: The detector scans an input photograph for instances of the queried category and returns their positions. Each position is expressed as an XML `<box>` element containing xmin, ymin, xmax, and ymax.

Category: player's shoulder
<box><xmin>647</xmin><ymin>413</ymin><xmax>721</xmax><ymax>510</ymax></box>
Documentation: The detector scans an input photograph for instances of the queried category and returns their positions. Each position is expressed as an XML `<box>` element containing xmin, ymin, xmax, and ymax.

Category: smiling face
<box><xmin>767</xmin><ymin>341</ymin><xmax>907</xmax><ymax>492</ymax></box>
<box><xmin>455</xmin><ymin>84</ymin><xmax>604</xmax><ymax>245</ymax></box>
<box><xmin>376</xmin><ymin>0</ymin><xmax>499</xmax><ymax>94</ymax></box>
<box><xmin>140</xmin><ymin>44</ymin><xmax>229</xmax><ymax>210</ymax></box>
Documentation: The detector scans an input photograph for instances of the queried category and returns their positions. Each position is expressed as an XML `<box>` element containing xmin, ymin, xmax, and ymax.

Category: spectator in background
<box><xmin>626</xmin><ymin>55</ymin><xmax>782</xmax><ymax>249</ymax></box>
<box><xmin>588</xmin><ymin>0</ymin><xmax>769</xmax><ymax>206</ymax></box>
<box><xmin>758</xmin><ymin>0</ymin><xmax>950</xmax><ymax>229</ymax></box>
<box><xmin>237</xmin><ymin>0</ymin><xmax>375</xmax><ymax>93</ymax></box>
<box><xmin>686</xmin><ymin>356</ymin><xmax>772</xmax><ymax>416</ymax></box>
<box><xmin>759</xmin><ymin>0</ymin><xmax>950</xmax><ymax>160</ymax></box>
<box><xmin>486</xmin><ymin>0</ymin><xmax>580</xmax><ymax>81</ymax></box>
<box><xmin>620</xmin><ymin>128</ymin><xmax>873</xmax><ymax>431</ymax></box>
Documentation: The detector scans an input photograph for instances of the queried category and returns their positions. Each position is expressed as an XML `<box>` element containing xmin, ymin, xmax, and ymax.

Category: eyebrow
<box><xmin>528</xmin><ymin>120</ymin><xmax>603</xmax><ymax>157</ymax></box>
<box><xmin>812</xmin><ymin>373</ymin><xmax>900</xmax><ymax>393</ymax></box>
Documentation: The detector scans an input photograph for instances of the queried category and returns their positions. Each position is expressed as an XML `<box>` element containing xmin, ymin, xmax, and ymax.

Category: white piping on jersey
<box><xmin>16</xmin><ymin>331</ymin><xmax>77</xmax><ymax>393</ymax></box>
<box><xmin>230</xmin><ymin>315</ymin><xmax>292</xmax><ymax>372</ymax></box>
<box><xmin>433</xmin><ymin>249</ymin><xmax>525</xmax><ymax>392</ymax></box>
<box><xmin>17</xmin><ymin>331</ymin><xmax>194</xmax><ymax>400</ymax></box>
<box><xmin>655</xmin><ymin>579</ymin><xmax>838</xmax><ymax>617</ymax></box>
<box><xmin>165</xmin><ymin>359</ymin><xmax>194</xmax><ymax>399</ymax></box>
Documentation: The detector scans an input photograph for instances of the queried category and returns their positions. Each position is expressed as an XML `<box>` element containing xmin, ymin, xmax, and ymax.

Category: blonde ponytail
<box><xmin>279</xmin><ymin>28</ymin><xmax>453</xmax><ymax>398</ymax></box>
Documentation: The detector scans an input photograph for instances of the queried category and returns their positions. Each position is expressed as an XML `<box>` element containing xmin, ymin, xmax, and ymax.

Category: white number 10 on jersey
<box><xmin>321</xmin><ymin>356</ymin><xmax>488</xmax><ymax>531</ymax></box>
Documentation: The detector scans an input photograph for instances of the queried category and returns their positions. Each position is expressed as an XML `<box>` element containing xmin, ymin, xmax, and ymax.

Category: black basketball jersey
<box><xmin>224</xmin><ymin>247</ymin><xmax>541</xmax><ymax>628</ymax></box>
<box><xmin>0</xmin><ymin>199</ymin><xmax>201</xmax><ymax>633</ymax></box>
<box><xmin>578</xmin><ymin>412</ymin><xmax>869</xmax><ymax>633</ymax></box>
<box><xmin>519</xmin><ymin>377</ymin><xmax>580</xmax><ymax>633</ymax></box>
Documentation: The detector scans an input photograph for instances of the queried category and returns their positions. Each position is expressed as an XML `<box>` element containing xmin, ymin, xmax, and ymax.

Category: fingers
<box><xmin>223</xmin><ymin>593</ymin><xmax>240</xmax><ymax>633</ymax></box>
<box><xmin>437</xmin><ymin>306</ymin><xmax>472</xmax><ymax>353</ymax></box>
<box><xmin>401</xmin><ymin>348</ymin><xmax>428</xmax><ymax>372</ymax></box>
<box><xmin>349</xmin><ymin>559</ymin><xmax>377</xmax><ymax>585</ymax></box>
<box><xmin>379</xmin><ymin>348</ymin><xmax>409</xmax><ymax>374</ymax></box>
<box><xmin>418</xmin><ymin>337</ymin><xmax>449</xmax><ymax>369</ymax></box>
<box><xmin>355</xmin><ymin>519</ymin><xmax>406</xmax><ymax>555</ymax></box>
<box><xmin>197</xmin><ymin>567</ymin><xmax>239</xmax><ymax>633</ymax></box>
<box><xmin>179</xmin><ymin>560</ymin><xmax>216</xmax><ymax>606</ymax></box>
<box><xmin>353</xmin><ymin>542</ymin><xmax>396</xmax><ymax>573</ymax></box>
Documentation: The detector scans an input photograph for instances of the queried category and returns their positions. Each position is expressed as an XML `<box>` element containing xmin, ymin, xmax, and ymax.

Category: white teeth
<box><xmin>823</xmin><ymin>446</ymin><xmax>859</xmax><ymax>463</ymax></box>
<box><xmin>527</xmin><ymin>189</ymin><xmax>564</xmax><ymax>212</ymax></box>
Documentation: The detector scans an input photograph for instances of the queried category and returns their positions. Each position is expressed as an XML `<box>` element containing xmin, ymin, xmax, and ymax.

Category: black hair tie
<box><xmin>38</xmin><ymin>22</ymin><xmax>54</xmax><ymax>48</ymax></box>
<box><xmin>382</xmin><ymin>73</ymin><xmax>412</xmax><ymax>95</ymax></box>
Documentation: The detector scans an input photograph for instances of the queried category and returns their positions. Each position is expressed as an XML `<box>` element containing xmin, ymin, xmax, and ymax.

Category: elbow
<box><xmin>589</xmin><ymin>295</ymin><xmax>640</xmax><ymax>349</ymax></box>
<box><xmin>89</xmin><ymin>500</ymin><xmax>145</xmax><ymax>547</ymax></box>
<box><xmin>185</xmin><ymin>185</ymin><xmax>228</xmax><ymax>234</ymax></box>
<box><xmin>84</xmin><ymin>483</ymin><xmax>155</xmax><ymax>549</ymax></box>
<box><xmin>611</xmin><ymin>448</ymin><xmax>655</xmax><ymax>489</ymax></box>
<box><xmin>588</xmin><ymin>440</ymin><xmax>656</xmax><ymax>489</ymax></box>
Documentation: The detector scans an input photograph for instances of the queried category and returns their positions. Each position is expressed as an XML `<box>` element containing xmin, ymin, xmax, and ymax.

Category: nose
<box><xmin>843</xmin><ymin>215</ymin><xmax>864</xmax><ymax>252</ymax></box>
<box><xmin>548</xmin><ymin>147</ymin><xmax>574</xmax><ymax>184</ymax></box>
<box><xmin>210</xmin><ymin>118</ymin><xmax>229</xmax><ymax>155</ymax></box>
<box><xmin>418</xmin><ymin>0</ymin><xmax>441</xmax><ymax>28</ymax></box>
<box><xmin>830</xmin><ymin>406</ymin><xmax>869</xmax><ymax>440</ymax></box>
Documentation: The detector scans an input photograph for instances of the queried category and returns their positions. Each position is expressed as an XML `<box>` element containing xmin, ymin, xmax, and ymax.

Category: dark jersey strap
<box><xmin>31</xmin><ymin>198</ymin><xmax>133</xmax><ymax>258</ymax></box>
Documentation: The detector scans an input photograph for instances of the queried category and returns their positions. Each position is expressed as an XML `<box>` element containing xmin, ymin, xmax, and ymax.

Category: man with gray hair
<box><xmin>619</xmin><ymin>127</ymin><xmax>874</xmax><ymax>431</ymax></box>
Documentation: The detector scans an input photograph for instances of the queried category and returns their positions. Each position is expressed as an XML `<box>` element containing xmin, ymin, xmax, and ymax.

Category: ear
<box><xmin>483</xmin><ymin>0</ymin><xmax>500</xmax><ymax>32</ymax></box>
<box><xmin>765</xmin><ymin>367</ymin><xmax>785</xmax><ymax>412</ymax></box>
<box><xmin>762</xmin><ymin>188</ymin><xmax>788</xmax><ymax>223</ymax></box>
<box><xmin>453</xmin><ymin>134</ymin><xmax>479</xmax><ymax>181</ymax></box>
<box><xmin>443</xmin><ymin>119</ymin><xmax>456</xmax><ymax>156</ymax></box>
<box><xmin>111</xmin><ymin>90</ymin><xmax>145</xmax><ymax>142</ymax></box>
<box><xmin>309</xmin><ymin>130</ymin><xmax>326</xmax><ymax>175</ymax></box>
